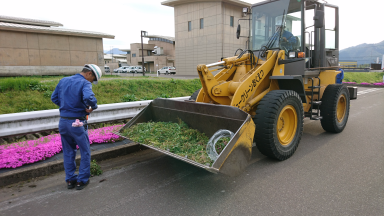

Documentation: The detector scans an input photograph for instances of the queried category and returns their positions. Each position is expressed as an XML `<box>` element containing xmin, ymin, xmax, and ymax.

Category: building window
<box><xmin>127</xmin><ymin>51</ymin><xmax>131</xmax><ymax>54</ymax></box>
<box><xmin>230</xmin><ymin>16</ymin><xmax>234</xmax><ymax>27</ymax></box>
<box><xmin>188</xmin><ymin>21</ymin><xmax>191</xmax><ymax>31</ymax></box>
<box><xmin>132</xmin><ymin>53</ymin><xmax>136</xmax><ymax>57</ymax></box>
<box><xmin>147</xmin><ymin>50</ymin><xmax>151</xmax><ymax>56</ymax></box>
<box><xmin>200</xmin><ymin>18</ymin><xmax>204</xmax><ymax>29</ymax></box>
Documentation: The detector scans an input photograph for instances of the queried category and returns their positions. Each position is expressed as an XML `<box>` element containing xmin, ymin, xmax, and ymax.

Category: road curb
<box><xmin>0</xmin><ymin>142</ymin><xmax>146</xmax><ymax>188</ymax></box>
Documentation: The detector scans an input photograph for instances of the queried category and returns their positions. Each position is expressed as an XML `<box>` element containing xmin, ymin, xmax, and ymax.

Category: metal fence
<box><xmin>0</xmin><ymin>97</ymin><xmax>190</xmax><ymax>138</ymax></box>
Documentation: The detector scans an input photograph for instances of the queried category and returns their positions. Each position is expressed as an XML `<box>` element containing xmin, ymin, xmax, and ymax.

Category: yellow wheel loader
<box><xmin>117</xmin><ymin>0</ymin><xmax>353</xmax><ymax>176</ymax></box>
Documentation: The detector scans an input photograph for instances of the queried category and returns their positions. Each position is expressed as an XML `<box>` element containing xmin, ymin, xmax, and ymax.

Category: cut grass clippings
<box><xmin>215</xmin><ymin>137</ymin><xmax>230</xmax><ymax>154</ymax></box>
<box><xmin>0</xmin><ymin>77</ymin><xmax>201</xmax><ymax>114</ymax></box>
<box><xmin>120</xmin><ymin>121</ymin><xmax>214</xmax><ymax>166</ymax></box>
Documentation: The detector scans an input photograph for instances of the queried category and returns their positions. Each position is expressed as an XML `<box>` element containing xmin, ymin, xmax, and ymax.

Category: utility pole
<box><xmin>110</xmin><ymin>46</ymin><xmax>113</xmax><ymax>63</ymax></box>
<box><xmin>141</xmin><ymin>31</ymin><xmax>147</xmax><ymax>76</ymax></box>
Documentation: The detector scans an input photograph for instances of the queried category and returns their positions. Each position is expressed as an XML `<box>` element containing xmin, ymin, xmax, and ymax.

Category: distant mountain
<box><xmin>340</xmin><ymin>41</ymin><xmax>384</xmax><ymax>65</ymax></box>
<box><xmin>104</xmin><ymin>48</ymin><xmax>126</xmax><ymax>55</ymax></box>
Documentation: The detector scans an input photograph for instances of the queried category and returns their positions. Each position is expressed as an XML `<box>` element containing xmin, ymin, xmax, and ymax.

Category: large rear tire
<box><xmin>253</xmin><ymin>90</ymin><xmax>304</xmax><ymax>160</ymax></box>
<box><xmin>320</xmin><ymin>84</ymin><xmax>350</xmax><ymax>133</ymax></box>
<box><xmin>189</xmin><ymin>89</ymin><xmax>201</xmax><ymax>101</ymax></box>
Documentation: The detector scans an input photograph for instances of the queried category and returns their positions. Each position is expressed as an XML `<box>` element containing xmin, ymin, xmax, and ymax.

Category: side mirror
<box><xmin>236</xmin><ymin>24</ymin><xmax>241</xmax><ymax>39</ymax></box>
<box><xmin>313</xmin><ymin>4</ymin><xmax>325</xmax><ymax>28</ymax></box>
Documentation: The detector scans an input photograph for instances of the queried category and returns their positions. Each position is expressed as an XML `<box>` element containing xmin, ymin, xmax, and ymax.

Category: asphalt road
<box><xmin>0</xmin><ymin>87</ymin><xmax>383</xmax><ymax>216</ymax></box>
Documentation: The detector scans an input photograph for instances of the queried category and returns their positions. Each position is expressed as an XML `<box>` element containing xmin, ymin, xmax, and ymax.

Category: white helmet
<box><xmin>84</xmin><ymin>64</ymin><xmax>102</xmax><ymax>84</ymax></box>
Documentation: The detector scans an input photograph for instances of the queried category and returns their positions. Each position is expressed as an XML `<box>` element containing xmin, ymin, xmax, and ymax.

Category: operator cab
<box><xmin>244</xmin><ymin>0</ymin><xmax>339</xmax><ymax>70</ymax></box>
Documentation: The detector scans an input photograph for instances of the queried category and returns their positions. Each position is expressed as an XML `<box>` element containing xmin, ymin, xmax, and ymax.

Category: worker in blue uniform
<box><xmin>273</xmin><ymin>21</ymin><xmax>297</xmax><ymax>51</ymax></box>
<box><xmin>51</xmin><ymin>64</ymin><xmax>102</xmax><ymax>190</ymax></box>
<box><xmin>336</xmin><ymin>68</ymin><xmax>344</xmax><ymax>84</ymax></box>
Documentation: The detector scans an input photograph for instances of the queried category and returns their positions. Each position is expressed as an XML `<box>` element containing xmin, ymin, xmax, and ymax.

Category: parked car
<box><xmin>104</xmin><ymin>66</ymin><xmax>110</xmax><ymax>73</ymax></box>
<box><xmin>126</xmin><ymin>66</ymin><xmax>137</xmax><ymax>73</ymax></box>
<box><xmin>114</xmin><ymin>66</ymin><xmax>130</xmax><ymax>73</ymax></box>
<box><xmin>157</xmin><ymin>66</ymin><xmax>176</xmax><ymax>75</ymax></box>
<box><xmin>132</xmin><ymin>66</ymin><xmax>146</xmax><ymax>73</ymax></box>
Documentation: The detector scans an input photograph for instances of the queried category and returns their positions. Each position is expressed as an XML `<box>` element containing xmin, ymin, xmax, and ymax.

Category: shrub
<box><xmin>29</xmin><ymin>83</ymin><xmax>48</xmax><ymax>92</ymax></box>
<box><xmin>43</xmin><ymin>90</ymin><xmax>53</xmax><ymax>98</ymax></box>
<box><xmin>121</xmin><ymin>94</ymin><xmax>137</xmax><ymax>102</ymax></box>
<box><xmin>158</xmin><ymin>93</ymin><xmax>170</xmax><ymax>98</ymax></box>
<box><xmin>141</xmin><ymin>96</ymin><xmax>154</xmax><ymax>100</ymax></box>
<box><xmin>90</xmin><ymin>160</ymin><xmax>103</xmax><ymax>176</ymax></box>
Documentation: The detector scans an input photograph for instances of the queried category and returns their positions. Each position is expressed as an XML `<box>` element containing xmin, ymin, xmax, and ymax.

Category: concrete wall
<box><xmin>222</xmin><ymin>2</ymin><xmax>249</xmax><ymax>58</ymax></box>
<box><xmin>0</xmin><ymin>30</ymin><xmax>105</xmax><ymax>76</ymax></box>
<box><xmin>174</xmin><ymin>1</ymin><xmax>249</xmax><ymax>75</ymax></box>
<box><xmin>105</xmin><ymin>62</ymin><xmax>119</xmax><ymax>72</ymax></box>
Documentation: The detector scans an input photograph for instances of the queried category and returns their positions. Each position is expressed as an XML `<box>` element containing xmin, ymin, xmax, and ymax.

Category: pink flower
<box><xmin>72</xmin><ymin>119</ymin><xmax>84</xmax><ymax>127</ymax></box>
<box><xmin>0</xmin><ymin>125</ymin><xmax>124</xmax><ymax>169</ymax></box>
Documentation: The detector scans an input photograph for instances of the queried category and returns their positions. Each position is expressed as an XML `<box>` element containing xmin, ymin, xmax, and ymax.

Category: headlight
<box><xmin>289</xmin><ymin>51</ymin><xmax>296</xmax><ymax>58</ymax></box>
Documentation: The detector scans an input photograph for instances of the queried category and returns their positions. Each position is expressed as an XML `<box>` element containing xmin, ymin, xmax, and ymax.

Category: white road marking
<box><xmin>357</xmin><ymin>88</ymin><xmax>382</xmax><ymax>95</ymax></box>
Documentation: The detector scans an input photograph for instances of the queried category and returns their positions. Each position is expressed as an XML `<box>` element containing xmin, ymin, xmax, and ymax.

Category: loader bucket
<box><xmin>115</xmin><ymin>98</ymin><xmax>255</xmax><ymax>176</ymax></box>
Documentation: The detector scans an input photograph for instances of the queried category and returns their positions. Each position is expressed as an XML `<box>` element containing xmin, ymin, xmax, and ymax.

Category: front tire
<box><xmin>320</xmin><ymin>84</ymin><xmax>350</xmax><ymax>133</ymax></box>
<box><xmin>253</xmin><ymin>90</ymin><xmax>304</xmax><ymax>161</ymax></box>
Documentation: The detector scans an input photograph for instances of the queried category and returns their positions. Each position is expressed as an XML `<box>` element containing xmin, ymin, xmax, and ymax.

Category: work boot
<box><xmin>76</xmin><ymin>180</ymin><xmax>90</xmax><ymax>190</ymax></box>
<box><xmin>67</xmin><ymin>180</ymin><xmax>77</xmax><ymax>189</ymax></box>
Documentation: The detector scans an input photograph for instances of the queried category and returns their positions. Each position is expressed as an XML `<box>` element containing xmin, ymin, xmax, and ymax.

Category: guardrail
<box><xmin>0</xmin><ymin>96</ymin><xmax>190</xmax><ymax>138</ymax></box>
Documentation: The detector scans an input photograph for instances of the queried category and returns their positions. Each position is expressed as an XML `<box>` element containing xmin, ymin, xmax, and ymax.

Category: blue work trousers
<box><xmin>59</xmin><ymin>118</ymin><xmax>90</xmax><ymax>184</ymax></box>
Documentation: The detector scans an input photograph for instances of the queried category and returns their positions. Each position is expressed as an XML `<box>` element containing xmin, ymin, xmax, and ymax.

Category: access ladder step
<box><xmin>304</xmin><ymin>113</ymin><xmax>323</xmax><ymax>120</ymax></box>
<box><xmin>308</xmin><ymin>86</ymin><xmax>321</xmax><ymax>89</ymax></box>
<box><xmin>305</xmin><ymin>91</ymin><xmax>319</xmax><ymax>95</ymax></box>
<box><xmin>310</xmin><ymin>116</ymin><xmax>323</xmax><ymax>120</ymax></box>
<box><xmin>310</xmin><ymin>101</ymin><xmax>322</xmax><ymax>106</ymax></box>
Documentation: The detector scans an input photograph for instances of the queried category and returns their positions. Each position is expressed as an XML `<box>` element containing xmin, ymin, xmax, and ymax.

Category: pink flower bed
<box><xmin>0</xmin><ymin>125</ymin><xmax>123</xmax><ymax>169</ymax></box>
<box><xmin>360</xmin><ymin>82</ymin><xmax>372</xmax><ymax>85</ymax></box>
<box><xmin>373</xmin><ymin>82</ymin><xmax>384</xmax><ymax>86</ymax></box>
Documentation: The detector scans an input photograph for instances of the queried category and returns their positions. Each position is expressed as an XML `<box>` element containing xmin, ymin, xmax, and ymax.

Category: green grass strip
<box><xmin>0</xmin><ymin>78</ymin><xmax>202</xmax><ymax>114</ymax></box>
<box><xmin>344</xmin><ymin>72</ymin><xmax>384</xmax><ymax>84</ymax></box>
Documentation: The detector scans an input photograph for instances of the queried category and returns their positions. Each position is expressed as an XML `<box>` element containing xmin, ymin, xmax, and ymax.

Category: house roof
<box><xmin>145</xmin><ymin>35</ymin><xmax>175</xmax><ymax>42</ymax></box>
<box><xmin>104</xmin><ymin>55</ymin><xmax>113</xmax><ymax>60</ymax></box>
<box><xmin>0</xmin><ymin>15</ymin><xmax>63</xmax><ymax>27</ymax></box>
<box><xmin>0</xmin><ymin>21</ymin><xmax>114</xmax><ymax>39</ymax></box>
<box><xmin>161</xmin><ymin>0</ymin><xmax>251</xmax><ymax>7</ymax></box>
<box><xmin>105</xmin><ymin>54</ymin><xmax>127</xmax><ymax>58</ymax></box>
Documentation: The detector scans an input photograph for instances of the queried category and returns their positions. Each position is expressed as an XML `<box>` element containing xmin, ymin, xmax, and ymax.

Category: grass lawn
<box><xmin>343</xmin><ymin>72</ymin><xmax>384</xmax><ymax>84</ymax></box>
<box><xmin>0</xmin><ymin>76</ymin><xmax>201</xmax><ymax>114</ymax></box>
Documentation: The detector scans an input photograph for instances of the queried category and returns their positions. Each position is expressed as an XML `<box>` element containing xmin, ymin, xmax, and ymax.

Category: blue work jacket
<box><xmin>281</xmin><ymin>30</ymin><xmax>297</xmax><ymax>50</ymax></box>
<box><xmin>51</xmin><ymin>74</ymin><xmax>98</xmax><ymax>118</ymax></box>
<box><xmin>336</xmin><ymin>68</ymin><xmax>344</xmax><ymax>84</ymax></box>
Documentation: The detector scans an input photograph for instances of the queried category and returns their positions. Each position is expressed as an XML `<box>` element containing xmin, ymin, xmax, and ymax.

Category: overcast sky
<box><xmin>1</xmin><ymin>0</ymin><xmax>383</xmax><ymax>51</ymax></box>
